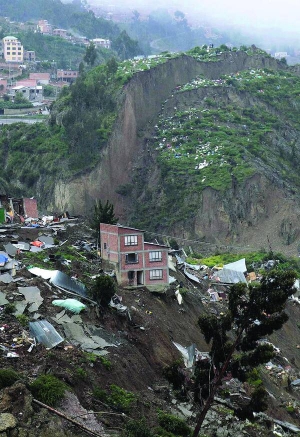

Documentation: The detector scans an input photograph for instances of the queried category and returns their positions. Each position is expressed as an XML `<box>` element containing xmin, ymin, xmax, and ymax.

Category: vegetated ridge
<box><xmin>3</xmin><ymin>46</ymin><xmax>300</xmax><ymax>253</ymax></box>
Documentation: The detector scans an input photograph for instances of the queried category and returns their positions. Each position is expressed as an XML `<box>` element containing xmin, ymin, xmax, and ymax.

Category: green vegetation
<box><xmin>122</xmin><ymin>418</ymin><xmax>153</xmax><ymax>437</ymax></box>
<box><xmin>16</xmin><ymin>314</ymin><xmax>29</xmax><ymax>327</ymax></box>
<box><xmin>193</xmin><ymin>269</ymin><xmax>296</xmax><ymax>434</ymax></box>
<box><xmin>93</xmin><ymin>384</ymin><xmax>136</xmax><ymax>412</ymax></box>
<box><xmin>0</xmin><ymin>368</ymin><xmax>20</xmax><ymax>389</ymax></box>
<box><xmin>99</xmin><ymin>355</ymin><xmax>112</xmax><ymax>370</ymax></box>
<box><xmin>186</xmin><ymin>251</ymin><xmax>300</xmax><ymax>275</ymax></box>
<box><xmin>74</xmin><ymin>367</ymin><xmax>88</xmax><ymax>380</ymax></box>
<box><xmin>29</xmin><ymin>374</ymin><xmax>68</xmax><ymax>407</ymax></box>
<box><xmin>3</xmin><ymin>303</ymin><xmax>16</xmax><ymax>314</ymax></box>
<box><xmin>157</xmin><ymin>411</ymin><xmax>191</xmax><ymax>437</ymax></box>
<box><xmin>91</xmin><ymin>199</ymin><xmax>118</xmax><ymax>239</ymax></box>
<box><xmin>90</xmin><ymin>275</ymin><xmax>116</xmax><ymax>306</ymax></box>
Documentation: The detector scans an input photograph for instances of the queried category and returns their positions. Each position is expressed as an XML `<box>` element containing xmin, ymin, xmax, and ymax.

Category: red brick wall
<box><xmin>23</xmin><ymin>198</ymin><xmax>38</xmax><ymax>218</ymax></box>
<box><xmin>100</xmin><ymin>223</ymin><xmax>119</xmax><ymax>262</ymax></box>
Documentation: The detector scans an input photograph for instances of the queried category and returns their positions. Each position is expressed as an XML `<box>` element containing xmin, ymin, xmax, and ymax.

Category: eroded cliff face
<box><xmin>51</xmin><ymin>51</ymin><xmax>300</xmax><ymax>252</ymax></box>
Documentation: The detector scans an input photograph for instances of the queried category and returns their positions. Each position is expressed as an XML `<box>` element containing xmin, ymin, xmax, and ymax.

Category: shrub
<box><xmin>157</xmin><ymin>411</ymin><xmax>191</xmax><ymax>437</ymax></box>
<box><xmin>163</xmin><ymin>360</ymin><xmax>185</xmax><ymax>390</ymax></box>
<box><xmin>93</xmin><ymin>386</ymin><xmax>108</xmax><ymax>402</ymax></box>
<box><xmin>3</xmin><ymin>303</ymin><xmax>16</xmax><ymax>314</ymax></box>
<box><xmin>0</xmin><ymin>368</ymin><xmax>20</xmax><ymax>389</ymax></box>
<box><xmin>29</xmin><ymin>374</ymin><xmax>68</xmax><ymax>406</ymax></box>
<box><xmin>122</xmin><ymin>418</ymin><xmax>153</xmax><ymax>437</ymax></box>
<box><xmin>90</xmin><ymin>275</ymin><xmax>116</xmax><ymax>306</ymax></box>
<box><xmin>16</xmin><ymin>314</ymin><xmax>29</xmax><ymax>327</ymax></box>
<box><xmin>108</xmin><ymin>385</ymin><xmax>136</xmax><ymax>412</ymax></box>
<box><xmin>74</xmin><ymin>367</ymin><xmax>88</xmax><ymax>380</ymax></box>
<box><xmin>100</xmin><ymin>355</ymin><xmax>112</xmax><ymax>370</ymax></box>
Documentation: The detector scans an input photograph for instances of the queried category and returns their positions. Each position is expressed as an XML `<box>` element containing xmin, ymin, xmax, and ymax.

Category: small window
<box><xmin>150</xmin><ymin>269</ymin><xmax>163</xmax><ymax>280</ymax></box>
<box><xmin>149</xmin><ymin>251</ymin><xmax>162</xmax><ymax>262</ymax></box>
<box><xmin>126</xmin><ymin>253</ymin><xmax>138</xmax><ymax>264</ymax></box>
<box><xmin>124</xmin><ymin>235</ymin><xmax>138</xmax><ymax>246</ymax></box>
<box><xmin>104</xmin><ymin>243</ymin><xmax>107</xmax><ymax>249</ymax></box>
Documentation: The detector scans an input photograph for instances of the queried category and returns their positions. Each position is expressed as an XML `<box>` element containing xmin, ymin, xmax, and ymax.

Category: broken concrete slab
<box><xmin>38</xmin><ymin>235</ymin><xmax>55</xmax><ymax>245</ymax></box>
<box><xmin>18</xmin><ymin>287</ymin><xmax>43</xmax><ymax>311</ymax></box>
<box><xmin>0</xmin><ymin>291</ymin><xmax>9</xmax><ymax>306</ymax></box>
<box><xmin>0</xmin><ymin>273</ymin><xmax>13</xmax><ymax>284</ymax></box>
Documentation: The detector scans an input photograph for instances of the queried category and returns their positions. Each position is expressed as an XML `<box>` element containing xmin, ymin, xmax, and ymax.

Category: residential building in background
<box><xmin>92</xmin><ymin>38</ymin><xmax>111</xmax><ymax>49</ymax></box>
<box><xmin>38</xmin><ymin>20</ymin><xmax>52</xmax><ymax>35</ymax></box>
<box><xmin>2</xmin><ymin>36</ymin><xmax>24</xmax><ymax>62</ymax></box>
<box><xmin>100</xmin><ymin>223</ymin><xmax>169</xmax><ymax>287</ymax></box>
<box><xmin>24</xmin><ymin>50</ymin><xmax>36</xmax><ymax>62</ymax></box>
<box><xmin>29</xmin><ymin>72</ymin><xmax>50</xmax><ymax>85</ymax></box>
<box><xmin>53</xmin><ymin>29</ymin><xmax>68</xmax><ymax>39</ymax></box>
<box><xmin>57</xmin><ymin>69</ymin><xmax>79</xmax><ymax>83</ymax></box>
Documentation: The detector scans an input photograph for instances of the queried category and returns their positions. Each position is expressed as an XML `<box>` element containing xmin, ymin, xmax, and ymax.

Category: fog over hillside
<box><xmin>81</xmin><ymin>0</ymin><xmax>300</xmax><ymax>53</ymax></box>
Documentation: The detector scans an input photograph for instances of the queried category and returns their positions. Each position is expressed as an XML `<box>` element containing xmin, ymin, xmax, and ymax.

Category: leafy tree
<box><xmin>91</xmin><ymin>275</ymin><xmax>116</xmax><ymax>306</ymax></box>
<box><xmin>92</xmin><ymin>199</ymin><xmax>118</xmax><ymax>226</ymax></box>
<box><xmin>112</xmin><ymin>30</ymin><xmax>140</xmax><ymax>60</ymax></box>
<box><xmin>84</xmin><ymin>42</ymin><xmax>97</xmax><ymax>66</ymax></box>
<box><xmin>192</xmin><ymin>269</ymin><xmax>296</xmax><ymax>437</ymax></box>
<box><xmin>14</xmin><ymin>91</ymin><xmax>29</xmax><ymax>104</ymax></box>
<box><xmin>91</xmin><ymin>199</ymin><xmax>118</xmax><ymax>240</ymax></box>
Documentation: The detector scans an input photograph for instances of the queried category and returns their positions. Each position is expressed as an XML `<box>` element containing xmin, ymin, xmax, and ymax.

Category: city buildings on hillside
<box><xmin>2</xmin><ymin>36</ymin><xmax>24</xmax><ymax>62</ymax></box>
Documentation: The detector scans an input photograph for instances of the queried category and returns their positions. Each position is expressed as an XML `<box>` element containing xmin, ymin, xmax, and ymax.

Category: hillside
<box><xmin>3</xmin><ymin>46</ymin><xmax>300</xmax><ymax>253</ymax></box>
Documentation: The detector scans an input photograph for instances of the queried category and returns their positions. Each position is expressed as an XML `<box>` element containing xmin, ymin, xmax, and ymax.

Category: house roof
<box><xmin>29</xmin><ymin>73</ymin><xmax>50</xmax><ymax>80</ymax></box>
<box><xmin>116</xmin><ymin>224</ymin><xmax>144</xmax><ymax>233</ymax></box>
<box><xmin>16</xmin><ymin>79</ymin><xmax>37</xmax><ymax>87</ymax></box>
<box><xmin>144</xmin><ymin>241</ymin><xmax>169</xmax><ymax>248</ymax></box>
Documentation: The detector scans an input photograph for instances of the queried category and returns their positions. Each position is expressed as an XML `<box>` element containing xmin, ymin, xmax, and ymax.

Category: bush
<box><xmin>3</xmin><ymin>303</ymin><xmax>16</xmax><ymax>314</ymax></box>
<box><xmin>90</xmin><ymin>275</ymin><xmax>116</xmax><ymax>306</ymax></box>
<box><xmin>157</xmin><ymin>411</ymin><xmax>191</xmax><ymax>437</ymax></box>
<box><xmin>122</xmin><ymin>418</ymin><xmax>153</xmax><ymax>437</ymax></box>
<box><xmin>108</xmin><ymin>384</ymin><xmax>136</xmax><ymax>412</ymax></box>
<box><xmin>29</xmin><ymin>375</ymin><xmax>68</xmax><ymax>406</ymax></box>
<box><xmin>16</xmin><ymin>314</ymin><xmax>29</xmax><ymax>327</ymax></box>
<box><xmin>163</xmin><ymin>360</ymin><xmax>185</xmax><ymax>390</ymax></box>
<box><xmin>0</xmin><ymin>368</ymin><xmax>20</xmax><ymax>389</ymax></box>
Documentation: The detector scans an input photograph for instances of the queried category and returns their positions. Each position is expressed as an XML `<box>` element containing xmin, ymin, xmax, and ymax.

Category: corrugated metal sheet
<box><xmin>29</xmin><ymin>320</ymin><xmax>64</xmax><ymax>349</ymax></box>
<box><xmin>214</xmin><ymin>269</ymin><xmax>247</xmax><ymax>284</ymax></box>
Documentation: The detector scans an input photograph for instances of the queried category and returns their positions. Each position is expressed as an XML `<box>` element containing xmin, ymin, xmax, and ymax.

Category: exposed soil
<box><xmin>0</xmin><ymin>221</ymin><xmax>300</xmax><ymax>436</ymax></box>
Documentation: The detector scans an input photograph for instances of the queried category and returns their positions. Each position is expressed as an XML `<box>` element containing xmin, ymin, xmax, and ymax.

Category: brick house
<box><xmin>100</xmin><ymin>223</ymin><xmax>169</xmax><ymax>287</ymax></box>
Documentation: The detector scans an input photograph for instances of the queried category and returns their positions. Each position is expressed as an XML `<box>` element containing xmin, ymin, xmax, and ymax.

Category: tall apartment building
<box><xmin>2</xmin><ymin>36</ymin><xmax>24</xmax><ymax>62</ymax></box>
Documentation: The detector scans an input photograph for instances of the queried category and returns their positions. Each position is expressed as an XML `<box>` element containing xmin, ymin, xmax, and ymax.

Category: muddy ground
<box><xmin>0</xmin><ymin>221</ymin><xmax>300</xmax><ymax>436</ymax></box>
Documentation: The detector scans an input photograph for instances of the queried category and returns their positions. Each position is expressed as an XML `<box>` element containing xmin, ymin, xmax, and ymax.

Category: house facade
<box><xmin>100</xmin><ymin>223</ymin><xmax>169</xmax><ymax>287</ymax></box>
<box><xmin>57</xmin><ymin>69</ymin><xmax>78</xmax><ymax>83</ymax></box>
<box><xmin>2</xmin><ymin>36</ymin><xmax>24</xmax><ymax>62</ymax></box>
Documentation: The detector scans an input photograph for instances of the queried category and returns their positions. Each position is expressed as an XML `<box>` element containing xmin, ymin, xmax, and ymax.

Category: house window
<box><xmin>126</xmin><ymin>253</ymin><xmax>138</xmax><ymax>264</ymax></box>
<box><xmin>150</xmin><ymin>269</ymin><xmax>163</xmax><ymax>280</ymax></box>
<box><xmin>104</xmin><ymin>243</ymin><xmax>107</xmax><ymax>249</ymax></box>
<box><xmin>124</xmin><ymin>235</ymin><xmax>138</xmax><ymax>246</ymax></box>
<box><xmin>149</xmin><ymin>251</ymin><xmax>162</xmax><ymax>262</ymax></box>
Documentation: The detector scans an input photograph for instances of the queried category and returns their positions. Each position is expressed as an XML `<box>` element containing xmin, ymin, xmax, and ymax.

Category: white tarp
<box><xmin>223</xmin><ymin>258</ymin><xmax>247</xmax><ymax>273</ymax></box>
<box><xmin>28</xmin><ymin>267</ymin><xmax>56</xmax><ymax>280</ymax></box>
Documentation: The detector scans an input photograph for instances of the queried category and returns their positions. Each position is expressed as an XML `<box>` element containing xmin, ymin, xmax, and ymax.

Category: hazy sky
<box><xmin>87</xmin><ymin>0</ymin><xmax>300</xmax><ymax>32</ymax></box>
